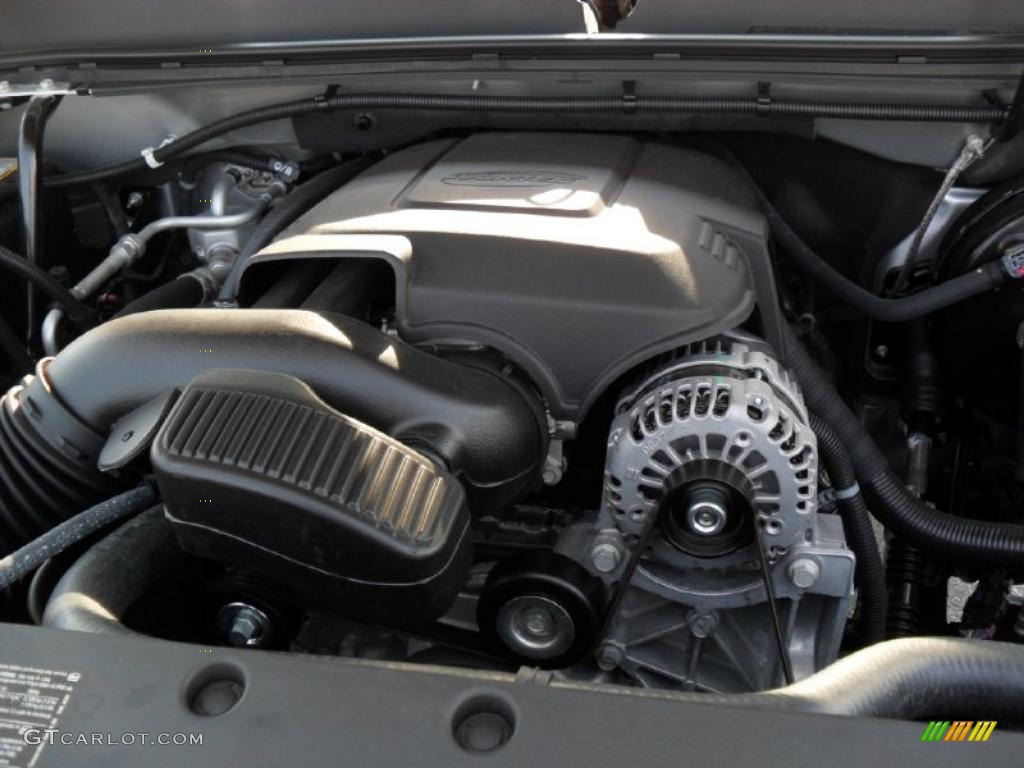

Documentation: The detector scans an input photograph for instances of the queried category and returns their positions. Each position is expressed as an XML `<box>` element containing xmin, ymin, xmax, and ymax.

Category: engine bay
<box><xmin>3</xmin><ymin>59</ymin><xmax>1024</xmax><ymax>733</ymax></box>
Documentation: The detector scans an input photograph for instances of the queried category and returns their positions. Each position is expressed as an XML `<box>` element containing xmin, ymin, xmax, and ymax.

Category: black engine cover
<box><xmin>151</xmin><ymin>369</ymin><xmax>471</xmax><ymax>624</ymax></box>
<box><xmin>239</xmin><ymin>133</ymin><xmax>765</xmax><ymax>418</ymax></box>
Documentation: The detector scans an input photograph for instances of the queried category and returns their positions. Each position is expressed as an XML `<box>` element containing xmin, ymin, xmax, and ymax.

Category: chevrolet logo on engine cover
<box><xmin>440</xmin><ymin>170</ymin><xmax>587</xmax><ymax>187</ymax></box>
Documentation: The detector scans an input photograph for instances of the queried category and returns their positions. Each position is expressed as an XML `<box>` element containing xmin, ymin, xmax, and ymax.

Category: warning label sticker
<box><xmin>0</xmin><ymin>664</ymin><xmax>79</xmax><ymax>768</ymax></box>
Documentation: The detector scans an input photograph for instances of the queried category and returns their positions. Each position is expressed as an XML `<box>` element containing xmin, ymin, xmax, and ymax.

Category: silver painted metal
<box><xmin>496</xmin><ymin>595</ymin><xmax>575</xmax><ymax>661</ymax></box>
<box><xmin>564</xmin><ymin>334</ymin><xmax>855</xmax><ymax>692</ymax></box>
<box><xmin>41</xmin><ymin>173</ymin><xmax>280</xmax><ymax>355</ymax></box>
<box><xmin>541</xmin><ymin>440</ymin><xmax>566</xmax><ymax>486</ymax></box>
<box><xmin>0</xmin><ymin>81</ymin><xmax>76</xmax><ymax>98</ymax></box>
<box><xmin>685</xmin><ymin>487</ymin><xmax>729</xmax><ymax>536</ymax></box>
<box><xmin>688</xmin><ymin>611</ymin><xmax>719</xmax><ymax>638</ymax></box>
<box><xmin>601</xmin><ymin>334</ymin><xmax>818</xmax><ymax>564</ymax></box>
<box><xmin>218</xmin><ymin>602</ymin><xmax>273</xmax><ymax>649</ymax></box>
<box><xmin>595</xmin><ymin>641</ymin><xmax>624</xmax><ymax>671</ymax></box>
<box><xmin>590</xmin><ymin>542</ymin><xmax>622</xmax><ymax>574</ymax></box>
<box><xmin>788</xmin><ymin>558</ymin><xmax>821</xmax><ymax>589</ymax></box>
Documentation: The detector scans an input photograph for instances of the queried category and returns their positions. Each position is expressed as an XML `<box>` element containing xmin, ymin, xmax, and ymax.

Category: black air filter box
<box><xmin>151</xmin><ymin>369</ymin><xmax>471</xmax><ymax>624</ymax></box>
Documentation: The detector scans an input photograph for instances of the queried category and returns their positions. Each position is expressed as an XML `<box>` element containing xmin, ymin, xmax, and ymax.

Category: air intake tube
<box><xmin>0</xmin><ymin>309</ymin><xmax>547</xmax><ymax>550</ymax></box>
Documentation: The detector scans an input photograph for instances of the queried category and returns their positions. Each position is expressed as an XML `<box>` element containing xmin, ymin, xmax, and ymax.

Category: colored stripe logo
<box><xmin>921</xmin><ymin>721</ymin><xmax>997</xmax><ymax>742</ymax></box>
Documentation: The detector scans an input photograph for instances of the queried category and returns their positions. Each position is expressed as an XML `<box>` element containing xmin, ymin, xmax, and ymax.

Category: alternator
<box><xmin>564</xmin><ymin>334</ymin><xmax>855</xmax><ymax>692</ymax></box>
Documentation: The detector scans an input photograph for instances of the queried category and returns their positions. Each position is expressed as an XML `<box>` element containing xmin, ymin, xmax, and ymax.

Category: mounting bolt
<box><xmin>595</xmin><ymin>642</ymin><xmax>623</xmax><ymax>671</ymax></box>
<box><xmin>125</xmin><ymin>191</ymin><xmax>145</xmax><ymax>211</ymax></box>
<box><xmin>218</xmin><ymin>603</ymin><xmax>272</xmax><ymax>649</ymax></box>
<box><xmin>590</xmin><ymin>542</ymin><xmax>622</xmax><ymax>573</ymax></box>
<box><xmin>522</xmin><ymin>607</ymin><xmax>554</xmax><ymax>637</ymax></box>
<box><xmin>788</xmin><ymin>558</ymin><xmax>820</xmax><ymax>589</ymax></box>
<box><xmin>352</xmin><ymin>112</ymin><xmax>377</xmax><ymax>131</ymax></box>
<box><xmin>229</xmin><ymin>615</ymin><xmax>261</xmax><ymax>646</ymax></box>
<box><xmin>687</xmin><ymin>610</ymin><xmax>719</xmax><ymax>638</ymax></box>
<box><xmin>685</xmin><ymin>486</ymin><xmax>729</xmax><ymax>536</ymax></box>
<box><xmin>541</xmin><ymin>441</ymin><xmax>566</xmax><ymax>486</ymax></box>
<box><xmin>38</xmin><ymin>78</ymin><xmax>54</xmax><ymax>90</ymax></box>
<box><xmin>544</xmin><ymin>436</ymin><xmax>569</xmax><ymax>483</ymax></box>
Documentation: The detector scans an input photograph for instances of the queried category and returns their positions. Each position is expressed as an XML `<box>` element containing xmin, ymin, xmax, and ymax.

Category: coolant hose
<box><xmin>42</xmin><ymin>506</ymin><xmax>181</xmax><ymax>635</ymax></box>
<box><xmin>114</xmin><ymin>274</ymin><xmax>206</xmax><ymax>317</ymax></box>
<box><xmin>558</xmin><ymin>636</ymin><xmax>1024</xmax><ymax>720</ymax></box>
<box><xmin>809</xmin><ymin>413</ymin><xmax>887</xmax><ymax>644</ymax></box>
<box><xmin>782</xmin><ymin>324</ymin><xmax>1024</xmax><ymax>567</ymax></box>
<box><xmin>754</xmin><ymin>636</ymin><xmax>1024</xmax><ymax>718</ymax></box>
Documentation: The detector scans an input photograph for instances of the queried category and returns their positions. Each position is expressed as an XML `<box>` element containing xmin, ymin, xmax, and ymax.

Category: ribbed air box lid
<box><xmin>151</xmin><ymin>369</ymin><xmax>471</xmax><ymax>622</ymax></box>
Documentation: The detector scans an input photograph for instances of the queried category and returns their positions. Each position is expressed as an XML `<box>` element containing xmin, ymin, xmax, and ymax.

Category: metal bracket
<box><xmin>18</xmin><ymin>93</ymin><xmax>63</xmax><ymax>352</ymax></box>
<box><xmin>0</xmin><ymin>80</ymin><xmax>77</xmax><ymax>98</ymax></box>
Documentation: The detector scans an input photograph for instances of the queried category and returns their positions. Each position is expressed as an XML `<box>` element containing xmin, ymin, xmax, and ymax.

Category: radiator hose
<box><xmin>782</xmin><ymin>324</ymin><xmax>1024</xmax><ymax>569</ymax></box>
<box><xmin>44</xmin><ymin>504</ymin><xmax>1024</xmax><ymax>721</ymax></box>
<box><xmin>43</xmin><ymin>505</ymin><xmax>179</xmax><ymax>634</ymax></box>
<box><xmin>0</xmin><ymin>309</ymin><xmax>546</xmax><ymax>551</ymax></box>
<box><xmin>114</xmin><ymin>274</ymin><xmax>206</xmax><ymax>318</ymax></box>
<box><xmin>750</xmin><ymin>635</ymin><xmax>1024</xmax><ymax>719</ymax></box>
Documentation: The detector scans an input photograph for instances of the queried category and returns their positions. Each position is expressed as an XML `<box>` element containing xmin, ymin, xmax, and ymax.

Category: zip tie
<box><xmin>140</xmin><ymin>134</ymin><xmax>178</xmax><ymax>169</ymax></box>
<box><xmin>832</xmin><ymin>482</ymin><xmax>861</xmax><ymax>501</ymax></box>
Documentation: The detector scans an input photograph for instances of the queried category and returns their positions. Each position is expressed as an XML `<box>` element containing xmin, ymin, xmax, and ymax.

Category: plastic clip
<box><xmin>756</xmin><ymin>82</ymin><xmax>773</xmax><ymax>116</ymax></box>
<box><xmin>832</xmin><ymin>483</ymin><xmax>861</xmax><ymax>501</ymax></box>
<box><xmin>140</xmin><ymin>134</ymin><xmax>178</xmax><ymax>169</ymax></box>
<box><xmin>622</xmin><ymin>81</ymin><xmax>637</xmax><ymax>115</ymax></box>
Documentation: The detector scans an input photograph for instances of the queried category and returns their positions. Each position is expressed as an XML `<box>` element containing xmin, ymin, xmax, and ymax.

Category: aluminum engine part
<box><xmin>564</xmin><ymin>334</ymin><xmax>855</xmax><ymax>692</ymax></box>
